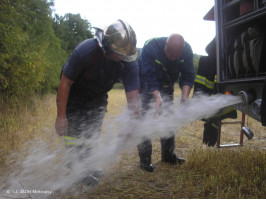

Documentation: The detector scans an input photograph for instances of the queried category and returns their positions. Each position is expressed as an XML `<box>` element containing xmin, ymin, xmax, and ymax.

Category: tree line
<box><xmin>0</xmin><ymin>0</ymin><xmax>200</xmax><ymax>104</ymax></box>
<box><xmin>0</xmin><ymin>0</ymin><xmax>93</xmax><ymax>102</ymax></box>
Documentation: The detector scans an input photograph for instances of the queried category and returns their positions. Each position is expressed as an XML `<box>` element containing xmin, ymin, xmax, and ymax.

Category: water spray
<box><xmin>0</xmin><ymin>93</ymin><xmax>242</xmax><ymax>198</ymax></box>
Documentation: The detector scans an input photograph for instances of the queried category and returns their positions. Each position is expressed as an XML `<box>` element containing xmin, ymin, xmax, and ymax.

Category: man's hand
<box><xmin>152</xmin><ymin>90</ymin><xmax>162</xmax><ymax>111</ymax></box>
<box><xmin>126</xmin><ymin>89</ymin><xmax>140</xmax><ymax>118</ymax></box>
<box><xmin>55</xmin><ymin>117</ymin><xmax>68</xmax><ymax>136</ymax></box>
<box><xmin>181</xmin><ymin>85</ymin><xmax>192</xmax><ymax>104</ymax></box>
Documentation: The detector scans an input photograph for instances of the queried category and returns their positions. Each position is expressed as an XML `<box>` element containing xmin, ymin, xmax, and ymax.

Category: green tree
<box><xmin>53</xmin><ymin>13</ymin><xmax>93</xmax><ymax>54</ymax></box>
<box><xmin>0</xmin><ymin>0</ymin><xmax>67</xmax><ymax>99</ymax></box>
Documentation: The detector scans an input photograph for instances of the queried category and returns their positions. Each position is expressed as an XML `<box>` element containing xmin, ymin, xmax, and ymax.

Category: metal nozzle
<box><xmin>242</xmin><ymin>126</ymin><xmax>254</xmax><ymax>140</ymax></box>
<box><xmin>238</xmin><ymin>90</ymin><xmax>256</xmax><ymax>105</ymax></box>
<box><xmin>251</xmin><ymin>99</ymin><xmax>262</xmax><ymax>117</ymax></box>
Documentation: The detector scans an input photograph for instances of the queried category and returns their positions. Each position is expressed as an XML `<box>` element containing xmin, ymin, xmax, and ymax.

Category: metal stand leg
<box><xmin>239</xmin><ymin>112</ymin><xmax>245</xmax><ymax>146</ymax></box>
<box><xmin>216</xmin><ymin>112</ymin><xmax>246</xmax><ymax>148</ymax></box>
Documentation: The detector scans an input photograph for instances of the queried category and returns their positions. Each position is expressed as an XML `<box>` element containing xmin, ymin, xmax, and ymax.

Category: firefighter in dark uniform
<box><xmin>55</xmin><ymin>20</ymin><xmax>140</xmax><ymax>184</ymax></box>
<box><xmin>194</xmin><ymin>38</ymin><xmax>237</xmax><ymax>146</ymax></box>
<box><xmin>138</xmin><ymin>34</ymin><xmax>195</xmax><ymax>172</ymax></box>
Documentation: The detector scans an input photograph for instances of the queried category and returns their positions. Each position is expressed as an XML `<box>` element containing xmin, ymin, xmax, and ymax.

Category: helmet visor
<box><xmin>121</xmin><ymin>50</ymin><xmax>138</xmax><ymax>62</ymax></box>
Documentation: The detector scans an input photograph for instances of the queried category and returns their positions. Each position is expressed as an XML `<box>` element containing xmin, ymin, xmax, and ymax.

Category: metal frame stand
<box><xmin>216</xmin><ymin>112</ymin><xmax>245</xmax><ymax>148</ymax></box>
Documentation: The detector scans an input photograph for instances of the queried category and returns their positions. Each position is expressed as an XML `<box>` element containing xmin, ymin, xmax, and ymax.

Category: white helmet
<box><xmin>101</xmin><ymin>20</ymin><xmax>138</xmax><ymax>62</ymax></box>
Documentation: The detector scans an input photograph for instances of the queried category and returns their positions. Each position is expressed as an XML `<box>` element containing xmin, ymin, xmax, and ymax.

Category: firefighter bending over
<box><xmin>138</xmin><ymin>34</ymin><xmax>195</xmax><ymax>172</ymax></box>
<box><xmin>55</xmin><ymin>20</ymin><xmax>140</xmax><ymax>185</ymax></box>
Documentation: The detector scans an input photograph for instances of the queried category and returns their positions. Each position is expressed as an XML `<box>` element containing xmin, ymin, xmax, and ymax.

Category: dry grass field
<box><xmin>0</xmin><ymin>86</ymin><xmax>266</xmax><ymax>198</ymax></box>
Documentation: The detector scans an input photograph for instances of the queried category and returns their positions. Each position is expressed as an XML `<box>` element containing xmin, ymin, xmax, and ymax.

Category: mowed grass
<box><xmin>1</xmin><ymin>86</ymin><xmax>266</xmax><ymax>198</ymax></box>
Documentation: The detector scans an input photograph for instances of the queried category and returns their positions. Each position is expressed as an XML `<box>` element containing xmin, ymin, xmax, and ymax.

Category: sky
<box><xmin>52</xmin><ymin>0</ymin><xmax>216</xmax><ymax>55</ymax></box>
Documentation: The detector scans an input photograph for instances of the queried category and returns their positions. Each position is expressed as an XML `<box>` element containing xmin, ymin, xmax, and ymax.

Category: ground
<box><xmin>0</xmin><ymin>87</ymin><xmax>265</xmax><ymax>198</ymax></box>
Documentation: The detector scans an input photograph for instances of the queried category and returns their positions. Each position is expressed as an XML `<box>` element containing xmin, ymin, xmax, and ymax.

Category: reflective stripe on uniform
<box><xmin>211</xmin><ymin>122</ymin><xmax>219</xmax><ymax>129</ymax></box>
<box><xmin>64</xmin><ymin>136</ymin><xmax>92</xmax><ymax>147</ymax></box>
<box><xmin>194</xmin><ymin>74</ymin><xmax>215</xmax><ymax>90</ymax></box>
<box><xmin>214</xmin><ymin>75</ymin><xmax>217</xmax><ymax>83</ymax></box>
<box><xmin>155</xmin><ymin>59</ymin><xmax>163</xmax><ymax>66</ymax></box>
<box><xmin>144</xmin><ymin>37</ymin><xmax>159</xmax><ymax>46</ymax></box>
<box><xmin>64</xmin><ymin>136</ymin><xmax>78</xmax><ymax>146</ymax></box>
<box><xmin>154</xmin><ymin>59</ymin><xmax>167</xmax><ymax>72</ymax></box>
<box><xmin>215</xmin><ymin>106</ymin><xmax>236</xmax><ymax>119</ymax></box>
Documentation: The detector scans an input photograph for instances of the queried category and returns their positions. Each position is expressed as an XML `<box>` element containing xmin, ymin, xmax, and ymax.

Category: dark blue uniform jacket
<box><xmin>138</xmin><ymin>37</ymin><xmax>195</xmax><ymax>94</ymax></box>
<box><xmin>62</xmin><ymin>38</ymin><xmax>140</xmax><ymax>101</ymax></box>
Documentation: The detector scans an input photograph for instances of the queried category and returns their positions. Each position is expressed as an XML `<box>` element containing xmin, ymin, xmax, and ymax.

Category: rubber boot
<box><xmin>81</xmin><ymin>174</ymin><xmax>99</xmax><ymax>186</ymax></box>
<box><xmin>137</xmin><ymin>138</ymin><xmax>154</xmax><ymax>172</ymax></box>
<box><xmin>65</xmin><ymin>145</ymin><xmax>102</xmax><ymax>187</ymax></box>
<box><xmin>80</xmin><ymin>169</ymin><xmax>105</xmax><ymax>187</ymax></box>
<box><xmin>203</xmin><ymin>119</ymin><xmax>219</xmax><ymax>147</ymax></box>
<box><xmin>161</xmin><ymin>135</ymin><xmax>185</xmax><ymax>165</ymax></box>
